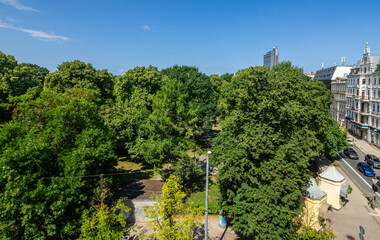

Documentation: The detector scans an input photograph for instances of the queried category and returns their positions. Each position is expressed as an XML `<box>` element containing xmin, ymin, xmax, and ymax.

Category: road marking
<box><xmin>337</xmin><ymin>153</ymin><xmax>380</xmax><ymax>199</ymax></box>
<box><xmin>368</xmin><ymin>213</ymin><xmax>380</xmax><ymax>217</ymax></box>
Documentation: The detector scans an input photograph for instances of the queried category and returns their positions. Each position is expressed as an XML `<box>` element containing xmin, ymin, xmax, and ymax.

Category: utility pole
<box><xmin>205</xmin><ymin>150</ymin><xmax>212</xmax><ymax>240</ymax></box>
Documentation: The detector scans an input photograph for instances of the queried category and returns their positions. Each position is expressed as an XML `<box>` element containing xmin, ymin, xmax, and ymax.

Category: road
<box><xmin>335</xmin><ymin>146</ymin><xmax>380</xmax><ymax>205</ymax></box>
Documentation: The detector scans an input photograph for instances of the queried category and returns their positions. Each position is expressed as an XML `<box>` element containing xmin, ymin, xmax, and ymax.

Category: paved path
<box><xmin>348</xmin><ymin>133</ymin><xmax>380</xmax><ymax>157</ymax></box>
<box><xmin>327</xmin><ymin>167</ymin><xmax>380</xmax><ymax>240</ymax></box>
<box><xmin>130</xmin><ymin>219</ymin><xmax>238</xmax><ymax>240</ymax></box>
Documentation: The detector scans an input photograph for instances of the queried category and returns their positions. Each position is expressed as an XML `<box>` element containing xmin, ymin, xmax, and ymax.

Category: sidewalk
<box><xmin>327</xmin><ymin>167</ymin><xmax>380</xmax><ymax>240</ymax></box>
<box><xmin>130</xmin><ymin>219</ymin><xmax>238</xmax><ymax>240</ymax></box>
<box><xmin>348</xmin><ymin>133</ymin><xmax>380</xmax><ymax>156</ymax></box>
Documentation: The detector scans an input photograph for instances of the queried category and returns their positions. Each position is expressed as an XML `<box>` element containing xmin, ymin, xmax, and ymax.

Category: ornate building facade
<box><xmin>331</xmin><ymin>77</ymin><xmax>347</xmax><ymax>127</ymax></box>
<box><xmin>346</xmin><ymin>43</ymin><xmax>380</xmax><ymax>146</ymax></box>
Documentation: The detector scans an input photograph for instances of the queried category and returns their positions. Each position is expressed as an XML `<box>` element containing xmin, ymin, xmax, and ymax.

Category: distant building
<box><xmin>345</xmin><ymin>43</ymin><xmax>380</xmax><ymax>146</ymax></box>
<box><xmin>263</xmin><ymin>46</ymin><xmax>279</xmax><ymax>70</ymax></box>
<box><xmin>314</xmin><ymin>65</ymin><xmax>351</xmax><ymax>90</ymax></box>
<box><xmin>306</xmin><ymin>72</ymin><xmax>315</xmax><ymax>79</ymax></box>
<box><xmin>330</xmin><ymin>77</ymin><xmax>347</xmax><ymax>127</ymax></box>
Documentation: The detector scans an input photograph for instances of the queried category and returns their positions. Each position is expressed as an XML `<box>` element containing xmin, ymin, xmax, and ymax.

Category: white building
<box><xmin>331</xmin><ymin>77</ymin><xmax>347</xmax><ymax>126</ymax></box>
<box><xmin>314</xmin><ymin>65</ymin><xmax>351</xmax><ymax>90</ymax></box>
<box><xmin>263</xmin><ymin>46</ymin><xmax>279</xmax><ymax>70</ymax></box>
<box><xmin>346</xmin><ymin>43</ymin><xmax>380</xmax><ymax>146</ymax></box>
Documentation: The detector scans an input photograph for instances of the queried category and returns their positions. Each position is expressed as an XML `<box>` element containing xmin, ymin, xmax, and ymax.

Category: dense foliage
<box><xmin>0</xmin><ymin>89</ymin><xmax>117</xmax><ymax>238</ymax></box>
<box><xmin>0</xmin><ymin>51</ymin><xmax>45</xmax><ymax>122</ymax></box>
<box><xmin>79</xmin><ymin>179</ymin><xmax>131</xmax><ymax>240</ymax></box>
<box><xmin>161</xmin><ymin>65</ymin><xmax>217</xmax><ymax>128</ymax></box>
<box><xmin>44</xmin><ymin>60</ymin><xmax>114</xmax><ymax>101</ymax></box>
<box><xmin>140</xmin><ymin>175</ymin><xmax>201</xmax><ymax>240</ymax></box>
<box><xmin>213</xmin><ymin>63</ymin><xmax>346</xmax><ymax>239</ymax></box>
<box><xmin>0</xmin><ymin>51</ymin><xmax>344</xmax><ymax>238</ymax></box>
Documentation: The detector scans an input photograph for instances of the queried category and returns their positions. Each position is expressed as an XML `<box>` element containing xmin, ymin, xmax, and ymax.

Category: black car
<box><xmin>344</xmin><ymin>148</ymin><xmax>359</xmax><ymax>159</ymax></box>
<box><xmin>365</xmin><ymin>154</ymin><xmax>380</xmax><ymax>168</ymax></box>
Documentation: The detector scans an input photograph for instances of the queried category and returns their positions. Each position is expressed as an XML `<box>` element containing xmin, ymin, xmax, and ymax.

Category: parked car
<box><xmin>344</xmin><ymin>148</ymin><xmax>359</xmax><ymax>159</ymax></box>
<box><xmin>346</xmin><ymin>139</ymin><xmax>356</xmax><ymax>146</ymax></box>
<box><xmin>357</xmin><ymin>162</ymin><xmax>376</xmax><ymax>177</ymax></box>
<box><xmin>365</xmin><ymin>154</ymin><xmax>380</xmax><ymax>168</ymax></box>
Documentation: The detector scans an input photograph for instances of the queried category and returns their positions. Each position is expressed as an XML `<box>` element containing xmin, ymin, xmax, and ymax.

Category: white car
<box><xmin>347</xmin><ymin>139</ymin><xmax>356</xmax><ymax>146</ymax></box>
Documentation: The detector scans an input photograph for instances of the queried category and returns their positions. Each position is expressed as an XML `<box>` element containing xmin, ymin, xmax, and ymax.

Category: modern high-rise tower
<box><xmin>263</xmin><ymin>46</ymin><xmax>279</xmax><ymax>69</ymax></box>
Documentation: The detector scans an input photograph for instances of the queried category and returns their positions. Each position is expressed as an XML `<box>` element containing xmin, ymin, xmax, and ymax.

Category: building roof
<box><xmin>314</xmin><ymin>66</ymin><xmax>351</xmax><ymax>81</ymax></box>
<box><xmin>304</xmin><ymin>178</ymin><xmax>326</xmax><ymax>200</ymax></box>
<box><xmin>352</xmin><ymin>55</ymin><xmax>380</xmax><ymax>69</ymax></box>
<box><xmin>319</xmin><ymin>166</ymin><xmax>345</xmax><ymax>182</ymax></box>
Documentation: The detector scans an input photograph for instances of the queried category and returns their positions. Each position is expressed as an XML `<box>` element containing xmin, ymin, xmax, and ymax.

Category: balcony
<box><xmin>360</xmin><ymin>110</ymin><xmax>370</xmax><ymax>115</ymax></box>
<box><xmin>361</xmin><ymin>95</ymin><xmax>370</xmax><ymax>101</ymax></box>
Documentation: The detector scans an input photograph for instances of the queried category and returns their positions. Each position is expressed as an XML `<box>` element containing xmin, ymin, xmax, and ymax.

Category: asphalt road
<box><xmin>336</xmin><ymin>146</ymin><xmax>380</xmax><ymax>205</ymax></box>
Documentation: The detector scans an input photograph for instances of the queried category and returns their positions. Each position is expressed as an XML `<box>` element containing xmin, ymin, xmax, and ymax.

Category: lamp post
<box><xmin>205</xmin><ymin>150</ymin><xmax>211</xmax><ymax>240</ymax></box>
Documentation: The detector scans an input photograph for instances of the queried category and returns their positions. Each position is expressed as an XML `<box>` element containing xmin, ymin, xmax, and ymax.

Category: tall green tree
<box><xmin>0</xmin><ymin>89</ymin><xmax>117</xmax><ymax>239</ymax></box>
<box><xmin>161</xmin><ymin>65</ymin><xmax>217</xmax><ymax>128</ymax></box>
<box><xmin>214</xmin><ymin>63</ymin><xmax>346</xmax><ymax>239</ymax></box>
<box><xmin>79</xmin><ymin>179</ymin><xmax>131</xmax><ymax>240</ymax></box>
<box><xmin>132</xmin><ymin>78</ymin><xmax>198</xmax><ymax>166</ymax></box>
<box><xmin>19</xmin><ymin>63</ymin><xmax>49</xmax><ymax>83</ymax></box>
<box><xmin>105</xmin><ymin>66</ymin><xmax>167</xmax><ymax>159</ymax></box>
<box><xmin>44</xmin><ymin>60</ymin><xmax>114</xmax><ymax>101</ymax></box>
<box><xmin>113</xmin><ymin>66</ymin><xmax>165</xmax><ymax>101</ymax></box>
<box><xmin>140</xmin><ymin>175</ymin><xmax>201</xmax><ymax>240</ymax></box>
<box><xmin>0</xmin><ymin>52</ymin><xmax>43</xmax><ymax>122</ymax></box>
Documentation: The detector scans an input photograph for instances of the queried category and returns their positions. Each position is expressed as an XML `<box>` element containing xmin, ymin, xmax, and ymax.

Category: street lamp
<box><xmin>205</xmin><ymin>150</ymin><xmax>211</xmax><ymax>240</ymax></box>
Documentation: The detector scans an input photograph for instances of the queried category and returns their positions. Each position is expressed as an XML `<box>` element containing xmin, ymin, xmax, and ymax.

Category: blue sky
<box><xmin>1</xmin><ymin>0</ymin><xmax>380</xmax><ymax>75</ymax></box>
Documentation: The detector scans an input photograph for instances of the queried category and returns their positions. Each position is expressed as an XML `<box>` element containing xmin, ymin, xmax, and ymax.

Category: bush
<box><xmin>191</xmin><ymin>202</ymin><xmax>220</xmax><ymax>215</ymax></box>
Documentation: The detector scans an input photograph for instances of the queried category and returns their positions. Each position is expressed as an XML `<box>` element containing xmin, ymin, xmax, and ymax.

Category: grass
<box><xmin>332</xmin><ymin>161</ymin><xmax>340</xmax><ymax>167</ymax></box>
<box><xmin>116</xmin><ymin>160</ymin><xmax>161</xmax><ymax>180</ymax></box>
<box><xmin>186</xmin><ymin>184</ymin><xmax>221</xmax><ymax>204</ymax></box>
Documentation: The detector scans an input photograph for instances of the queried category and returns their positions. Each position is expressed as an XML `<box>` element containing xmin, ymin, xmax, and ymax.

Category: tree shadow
<box><xmin>117</xmin><ymin>179</ymin><xmax>146</xmax><ymax>199</ymax></box>
<box><xmin>346</xmin><ymin>235</ymin><xmax>355</xmax><ymax>240</ymax></box>
<box><xmin>193</xmin><ymin>223</ymin><xmax>205</xmax><ymax>240</ymax></box>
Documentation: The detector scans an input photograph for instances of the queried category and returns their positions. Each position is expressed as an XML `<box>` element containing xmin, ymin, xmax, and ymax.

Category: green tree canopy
<box><xmin>79</xmin><ymin>179</ymin><xmax>131</xmax><ymax>240</ymax></box>
<box><xmin>0</xmin><ymin>89</ymin><xmax>117</xmax><ymax>239</ymax></box>
<box><xmin>140</xmin><ymin>175</ymin><xmax>201</xmax><ymax>240</ymax></box>
<box><xmin>131</xmin><ymin>78</ymin><xmax>198</xmax><ymax>166</ymax></box>
<box><xmin>161</xmin><ymin>65</ymin><xmax>217</xmax><ymax>128</ymax></box>
<box><xmin>0</xmin><ymin>52</ymin><xmax>43</xmax><ymax>122</ymax></box>
<box><xmin>214</xmin><ymin>63</ymin><xmax>346</xmax><ymax>239</ymax></box>
<box><xmin>113</xmin><ymin>66</ymin><xmax>165</xmax><ymax>101</ymax></box>
<box><xmin>105</xmin><ymin>66</ymin><xmax>167</xmax><ymax>159</ymax></box>
<box><xmin>44</xmin><ymin>60</ymin><xmax>114</xmax><ymax>101</ymax></box>
<box><xmin>19</xmin><ymin>63</ymin><xmax>49</xmax><ymax>83</ymax></box>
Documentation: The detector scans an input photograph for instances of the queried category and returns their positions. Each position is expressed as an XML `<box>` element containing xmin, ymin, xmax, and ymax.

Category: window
<box><xmin>363</xmin><ymin>79</ymin><xmax>366</xmax><ymax>84</ymax></box>
<box><xmin>369</xmin><ymin>79</ymin><xmax>371</xmax><ymax>84</ymax></box>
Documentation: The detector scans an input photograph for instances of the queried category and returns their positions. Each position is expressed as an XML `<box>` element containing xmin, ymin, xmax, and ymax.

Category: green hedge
<box><xmin>191</xmin><ymin>202</ymin><xmax>220</xmax><ymax>215</ymax></box>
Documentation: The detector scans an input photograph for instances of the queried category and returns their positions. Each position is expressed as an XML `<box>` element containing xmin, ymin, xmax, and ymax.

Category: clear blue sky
<box><xmin>1</xmin><ymin>0</ymin><xmax>380</xmax><ymax>75</ymax></box>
